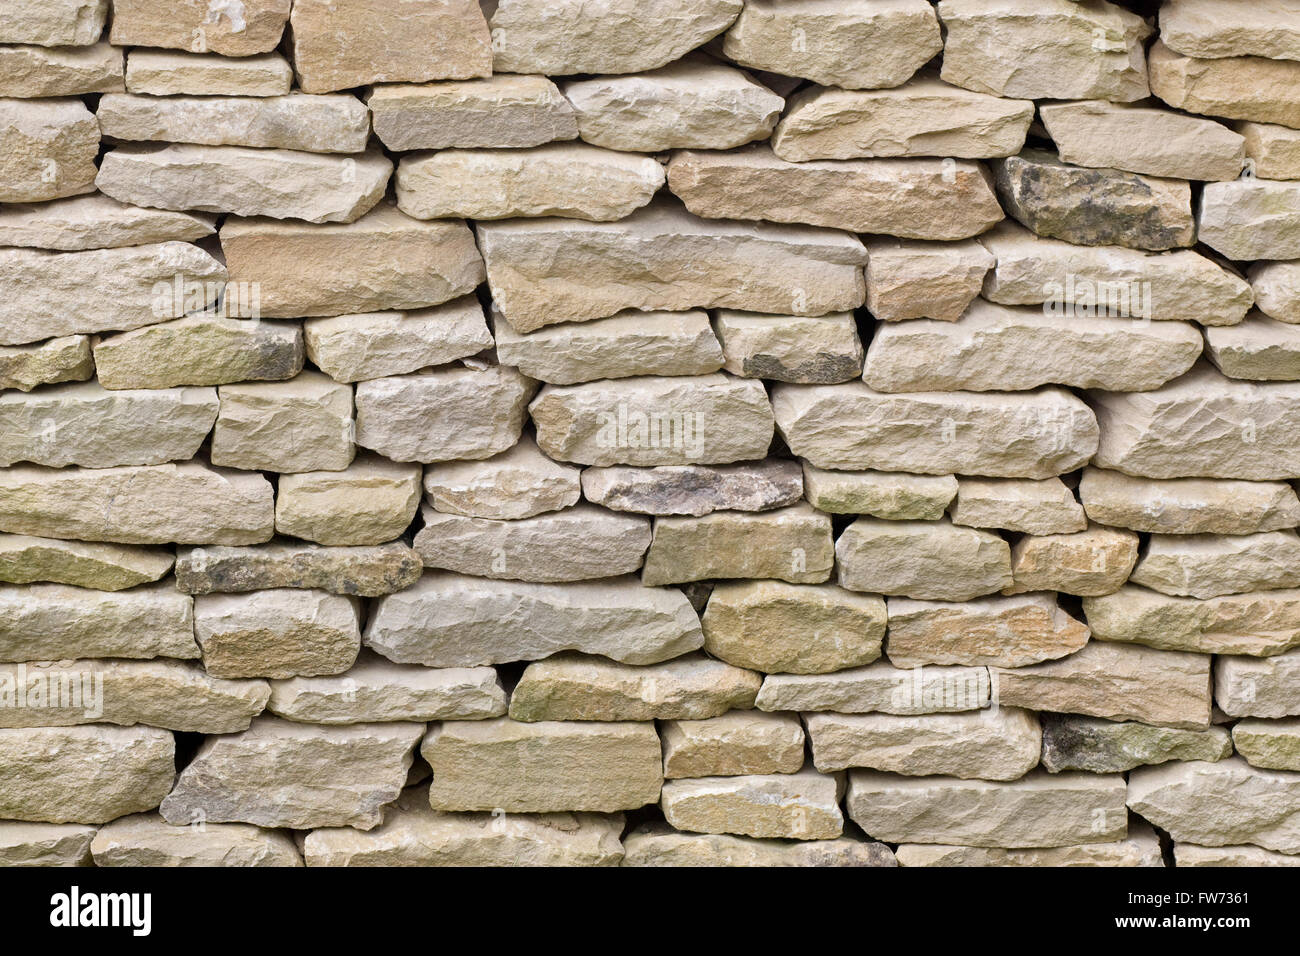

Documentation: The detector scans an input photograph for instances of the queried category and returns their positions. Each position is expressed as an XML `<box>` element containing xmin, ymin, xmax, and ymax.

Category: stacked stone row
<box><xmin>3</xmin><ymin>0</ymin><xmax>1300</xmax><ymax>866</ymax></box>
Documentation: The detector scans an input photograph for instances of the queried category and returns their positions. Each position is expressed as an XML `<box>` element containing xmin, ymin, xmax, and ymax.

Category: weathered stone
<box><xmin>397</xmin><ymin>143</ymin><xmax>662</xmax><ymax>223</ymax></box>
<box><xmin>1131</xmin><ymin>531</ymin><xmax>1300</xmax><ymax>599</ymax></box>
<box><xmin>979</xmin><ymin>220</ymin><xmax>1253</xmax><ymax>327</ymax></box>
<box><xmin>424</xmin><ymin>437</ymin><xmax>581</xmax><ymax>520</ymax></box>
<box><xmin>897</xmin><ymin>825</ymin><xmax>1164</xmax><ymax>867</ymax></box>
<box><xmin>125</xmin><ymin>50</ymin><xmax>293</xmax><ymax>96</ymax></box>
<box><xmin>485</xmin><ymin>0</ymin><xmax>741</xmax><ymax>75</ymax></box>
<box><xmin>92</xmin><ymin>814</ymin><xmax>301</xmax><ymax>868</ymax></box>
<box><xmin>424</xmin><ymin>718</ymin><xmax>663</xmax><ymax>813</ymax></box>
<box><xmin>1176</xmin><ymin>843</ymin><xmax>1300</xmax><ymax>867</ymax></box>
<box><xmin>480</xmin><ymin>202</ymin><xmax>867</xmax><ymax>333</ymax></box>
<box><xmin>1161</xmin><ymin>0</ymin><xmax>1300</xmax><ymax>61</ymax></box>
<box><xmin>175</xmin><ymin>541</ymin><xmax>421</xmax><ymax>598</ymax></box>
<box><xmin>887</xmin><ymin>593</ymin><xmax>1089</xmax><ymax>668</ymax></box>
<box><xmin>212</xmin><ymin>372</ymin><xmax>353</xmax><ymax>474</ymax></box>
<box><xmin>0</xmin><ymin>42</ymin><xmax>121</xmax><ymax>97</ymax></box>
<box><xmin>0</xmin><ymin>659</ymin><xmax>267</xmax><ymax>734</ymax></box>
<box><xmin>772</xmin><ymin>77</ymin><xmax>1032</xmax><ymax>162</ymax></box>
<box><xmin>1251</xmin><ymin>261</ymin><xmax>1300</xmax><ymax>324</ymax></box>
<box><xmin>529</xmin><ymin>374</ymin><xmax>774</xmax><ymax>467</ymax></box>
<box><xmin>1041</xmin><ymin>714</ymin><xmax>1232</xmax><ymax>773</ymax></box>
<box><xmin>937</xmin><ymin>0</ymin><xmax>1151</xmax><ymax>101</ymax></box>
<box><xmin>1004</xmin><ymin>525</ymin><xmax>1140</xmax><ymax>597</ymax></box>
<box><xmin>701</xmin><ymin>581</ymin><xmax>884</xmax><ymax>674</ymax></box>
<box><xmin>1217</xmin><ymin>650</ymin><xmax>1300</xmax><ymax>718</ymax></box>
<box><xmin>623</xmin><ymin>824</ymin><xmax>895</xmax><ymax>867</ymax></box>
<box><xmin>993</xmin><ymin>641</ymin><xmax>1213</xmax><ymax>730</ymax></box>
<box><xmin>97</xmin><ymin>144</ymin><xmax>391</xmax><ymax>224</ymax></box>
<box><xmin>1239</xmin><ymin>122</ymin><xmax>1300</xmax><ymax>180</ymax></box>
<box><xmin>1040</xmin><ymin>100</ymin><xmax>1245</xmax><ymax>181</ymax></box>
<box><xmin>714</xmin><ymin>311</ymin><xmax>863</xmax><ymax>384</ymax></box>
<box><xmin>1086</xmin><ymin>586</ymin><xmax>1300</xmax><ymax>657</ymax></box>
<box><xmin>494</xmin><ymin>310</ymin><xmax>723</xmax><ymax>386</ymax></box>
<box><xmin>0</xmin><ymin>582</ymin><xmax>196</xmax><ymax>662</ymax></box>
<box><xmin>110</xmin><ymin>0</ymin><xmax>288</xmax><ymax>56</ymax></box>
<box><xmin>94</xmin><ymin>315</ymin><xmax>303</xmax><ymax>390</ymax></box>
<box><xmin>565</xmin><ymin>59</ymin><xmax>782</xmax><ymax>152</ymax></box>
<box><xmin>303</xmin><ymin>786</ymin><xmax>624</xmax><ymax>866</ymax></box>
<box><xmin>276</xmin><ymin>457</ymin><xmax>420</xmax><ymax>548</ymax></box>
<box><xmin>1149</xmin><ymin>39</ymin><xmax>1300</xmax><ymax>128</ymax></box>
<box><xmin>807</xmin><ymin>708</ymin><xmax>1040</xmax><ymax>780</ymax></box>
<box><xmin>269</xmin><ymin>655</ymin><xmax>504</xmax><ymax>725</ymax></box>
<box><xmin>864</xmin><ymin>239</ymin><xmax>993</xmax><ymax>323</ymax></box>
<box><xmin>661</xmin><ymin>769</ymin><xmax>842</xmax><ymax>840</ymax></box>
<box><xmin>847</xmin><ymin>768</ymin><xmax>1127</xmax><ymax>847</ymax></box>
<box><xmin>642</xmin><ymin>504</ymin><xmax>834</xmax><ymax>586</ymax></box>
<box><xmin>772</xmin><ymin>381</ymin><xmax>1099</xmax><ymax>478</ymax></box>
<box><xmin>194</xmin><ymin>589</ymin><xmax>360</xmax><ymax>680</ymax></box>
<box><xmin>756</xmin><ymin>663</ymin><xmax>992</xmax><ymax>716</ymax></box>
<box><xmin>1128</xmin><ymin>758</ymin><xmax>1300</xmax><ymax>854</ymax></box>
<box><xmin>836</xmin><ymin>518</ymin><xmax>1012</xmax><ymax>601</ymax></box>
<box><xmin>582</xmin><ymin>459</ymin><xmax>800</xmax><ymax>518</ymax></box>
<box><xmin>289</xmin><ymin>0</ymin><xmax>490</xmax><ymax>93</ymax></box>
<box><xmin>721</xmin><ymin>0</ymin><xmax>941</xmax><ymax>90</ymax></box>
<box><xmin>1079</xmin><ymin>467</ymin><xmax>1300</xmax><ymax>534</ymax></box>
<box><xmin>368</xmin><ymin>76</ymin><xmax>577</xmax><ymax>151</ymax></box>
<box><xmin>0</xmin><ymin>821</ymin><xmax>95</xmax><ymax>867</ymax></box>
<box><xmin>0</xmin><ymin>193</ymin><xmax>215</xmax><ymax>252</ymax></box>
<box><xmin>0</xmin><ymin>99</ymin><xmax>97</xmax><ymax>203</ymax></box>
<box><xmin>662</xmin><ymin>712</ymin><xmax>804</xmax><ymax>778</ymax></box>
<box><xmin>355</xmin><ymin>366</ymin><xmax>534</xmax><ymax>464</ymax></box>
<box><xmin>1232</xmin><ymin>719</ymin><xmax>1300</xmax><ymax>772</ymax></box>
<box><xmin>365</xmin><ymin>572</ymin><xmax>702</xmax><ymax>667</ymax></box>
<box><xmin>666</xmin><ymin>147</ymin><xmax>1003</xmax><ymax>241</ymax></box>
<box><xmin>993</xmin><ymin>150</ymin><xmax>1194</xmax><ymax>252</ymax></box>
<box><xmin>509</xmin><ymin>653</ymin><xmax>759</xmax><ymax>722</ymax></box>
<box><xmin>801</xmin><ymin>467</ymin><xmax>957</xmax><ymax>520</ymax></box>
<box><xmin>161</xmin><ymin>717</ymin><xmax>421</xmax><ymax>830</ymax></box>
<box><xmin>0</xmin><ymin>462</ymin><xmax>273</xmax><ymax>546</ymax></box>
<box><xmin>0</xmin><ymin>535</ymin><xmax>171</xmax><ymax>591</ymax></box>
<box><xmin>221</xmin><ymin>206</ymin><xmax>484</xmax><ymax>319</ymax></box>
<box><xmin>0</xmin><ymin>381</ymin><xmax>216</xmax><ymax>468</ymax></box>
<box><xmin>864</xmin><ymin>302</ymin><xmax>1202</xmax><ymax>393</ymax></box>
<box><xmin>0</xmin><ymin>726</ymin><xmax>173</xmax><ymax>825</ymax></box>
<box><xmin>951</xmin><ymin>477</ymin><xmax>1087</xmax><ymax>535</ymax></box>
<box><xmin>0</xmin><ymin>0</ymin><xmax>107</xmax><ymax>46</ymax></box>
<box><xmin>0</xmin><ymin>336</ymin><xmax>92</xmax><ymax>393</ymax></box>
<box><xmin>1200</xmin><ymin>179</ymin><xmax>1300</xmax><ymax>261</ymax></box>
<box><xmin>1092</xmin><ymin>364</ymin><xmax>1300</xmax><ymax>479</ymax></box>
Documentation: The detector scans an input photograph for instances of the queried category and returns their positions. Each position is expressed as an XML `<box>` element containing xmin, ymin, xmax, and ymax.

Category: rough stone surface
<box><xmin>0</xmin><ymin>0</ymin><xmax>108</xmax><ymax>46</ymax></box>
<box><xmin>1130</xmin><ymin>531</ymin><xmax>1300</xmax><ymax>598</ymax></box>
<box><xmin>0</xmin><ymin>337</ymin><xmax>93</xmax><ymax>394</ymax></box>
<box><xmin>0</xmin><ymin>534</ymin><xmax>172</xmax><ymax>591</ymax></box>
<box><xmin>0</xmin><ymin>821</ymin><xmax>96</xmax><ymax>867</ymax></box>
<box><xmin>0</xmin><ymin>42</ymin><xmax>122</xmax><ymax>97</ymax></box>
<box><xmin>1041</xmin><ymin>714</ymin><xmax>1233</xmax><ymax>773</ymax></box>
<box><xmin>1239</xmin><ymin>122</ymin><xmax>1300</xmax><ymax>181</ymax></box>
<box><xmin>125</xmin><ymin>50</ymin><xmax>293</xmax><ymax>96</ymax></box>
<box><xmin>714</xmin><ymin>311</ymin><xmax>863</xmax><ymax>384</ymax></box>
<box><xmin>0</xmin><ymin>193</ymin><xmax>215</xmax><ymax>252</ymax></box>
<box><xmin>1233</xmin><ymin>719</ymin><xmax>1300</xmax><ymax>772</ymax></box>
<box><xmin>1149</xmin><ymin>39</ymin><xmax>1300</xmax><ymax>128</ymax></box>
<box><xmin>175</xmin><ymin>542</ymin><xmax>422</xmax><ymax>598</ymax></box>
<box><xmin>582</xmin><ymin>459</ymin><xmax>801</xmax><ymax>518</ymax></box>
<box><xmin>897</xmin><ymin>826</ymin><xmax>1164</xmax><ymax>867</ymax></box>
<box><xmin>660</xmin><ymin>769</ymin><xmax>843</xmax><ymax>841</ymax></box>
<box><xmin>1160</xmin><ymin>0</ymin><xmax>1300</xmax><ymax>61</ymax></box>
<box><xmin>1079</xmin><ymin>467</ymin><xmax>1300</xmax><ymax>534</ymax></box>
<box><xmin>1085</xmin><ymin>585</ymin><xmax>1300</xmax><ymax>657</ymax></box>
<box><xmin>661</xmin><ymin>712</ymin><xmax>805</xmax><ymax>778</ymax></box>
<box><xmin>91</xmin><ymin>814</ymin><xmax>302</xmax><ymax>868</ymax></box>
<box><xmin>1207</xmin><ymin>314</ymin><xmax>1300</xmax><ymax>380</ymax></box>
<box><xmin>886</xmin><ymin>593</ymin><xmax>1089</xmax><ymax>668</ymax></box>
<box><xmin>623</xmin><ymin>825</ymin><xmax>896</xmax><ymax>867</ymax></box>
<box><xmin>950</xmin><ymin>477</ymin><xmax>1086</xmax><ymax>535</ymax></box>
<box><xmin>212</xmin><ymin>372</ymin><xmax>354</xmax><ymax>474</ymax></box>
<box><xmin>194</xmin><ymin>589</ymin><xmax>361</xmax><ymax>680</ymax></box>
<box><xmin>864</xmin><ymin>239</ymin><xmax>994</xmax><ymax>323</ymax></box>
<box><xmin>0</xmin><ymin>99</ymin><xmax>98</xmax><ymax>204</ymax></box>
<box><xmin>835</xmin><ymin>518</ymin><xmax>1012</xmax><ymax>601</ymax></box>
<box><xmin>1200</xmin><ymin>179</ymin><xmax>1300</xmax><ymax>261</ymax></box>
<box><xmin>801</xmin><ymin>467</ymin><xmax>957</xmax><ymax>520</ymax></box>
<box><xmin>1217</xmin><ymin>650</ymin><xmax>1300</xmax><ymax>718</ymax></box>
<box><xmin>423</xmin><ymin>437</ymin><xmax>581</xmax><ymax>520</ymax></box>
<box><xmin>1004</xmin><ymin>525</ymin><xmax>1140</xmax><ymax>597</ymax></box>
<box><xmin>109</xmin><ymin>0</ymin><xmax>289</xmax><ymax>56</ymax></box>
<box><xmin>276</xmin><ymin>457</ymin><xmax>422</xmax><ymax>547</ymax></box>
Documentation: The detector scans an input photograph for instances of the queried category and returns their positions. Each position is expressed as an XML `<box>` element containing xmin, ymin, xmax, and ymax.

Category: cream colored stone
<box><xmin>864</xmin><ymin>239</ymin><xmax>994</xmax><ymax>323</ymax></box>
<box><xmin>175</xmin><ymin>541</ymin><xmax>421</xmax><ymax>598</ymax></box>
<box><xmin>0</xmin><ymin>0</ymin><xmax>107</xmax><ymax>46</ymax></box>
<box><xmin>756</xmin><ymin>663</ymin><xmax>992</xmax><ymax>716</ymax></box>
<box><xmin>1131</xmin><ymin>531</ymin><xmax>1300</xmax><ymax>598</ymax></box>
<box><xmin>0</xmin><ymin>822</ymin><xmax>95</xmax><ymax>867</ymax></box>
<box><xmin>365</xmin><ymin>572</ymin><xmax>702</xmax><ymax>667</ymax></box>
<box><xmin>276</xmin><ymin>456</ymin><xmax>421</xmax><ymax>547</ymax></box>
<box><xmin>0</xmin><ymin>193</ymin><xmax>215</xmax><ymax>252</ymax></box>
<box><xmin>1085</xmin><ymin>585</ymin><xmax>1300</xmax><ymax>657</ymax></box>
<box><xmin>714</xmin><ymin>311</ymin><xmax>863</xmax><ymax>384</ymax></box>
<box><xmin>110</xmin><ymin>0</ymin><xmax>288</xmax><ymax>56</ymax></box>
<box><xmin>897</xmin><ymin>826</ymin><xmax>1163</xmax><ymax>867</ymax></box>
<box><xmin>836</xmin><ymin>518</ymin><xmax>1012</xmax><ymax>601</ymax></box>
<box><xmin>0</xmin><ymin>42</ymin><xmax>122</xmax><ymax>97</ymax></box>
<box><xmin>423</xmin><ymin>437</ymin><xmax>581</xmax><ymax>520</ymax></box>
<box><xmin>1200</xmin><ymin>179</ymin><xmax>1300</xmax><ymax>261</ymax></box>
<box><xmin>1004</xmin><ymin>525</ymin><xmax>1140</xmax><ymax>597</ymax></box>
<box><xmin>582</xmin><ymin>460</ymin><xmax>801</xmax><ymax>517</ymax></box>
<box><xmin>1079</xmin><ymin>467</ymin><xmax>1300</xmax><ymax>534</ymax></box>
<box><xmin>887</xmin><ymin>593</ymin><xmax>1089</xmax><ymax>668</ymax></box>
<box><xmin>1041</xmin><ymin>714</ymin><xmax>1232</xmax><ymax>774</ymax></box>
<box><xmin>661</xmin><ymin>769</ymin><xmax>842</xmax><ymax>841</ymax></box>
<box><xmin>97</xmin><ymin>144</ymin><xmax>391</xmax><ymax>224</ymax></box>
<box><xmin>1177</xmin><ymin>843</ymin><xmax>1300</xmax><ymax>866</ymax></box>
<box><xmin>1251</xmin><ymin>261</ymin><xmax>1300</xmax><ymax>323</ymax></box>
<box><xmin>0</xmin><ymin>535</ymin><xmax>171</xmax><ymax>591</ymax></box>
<box><xmin>0</xmin><ymin>336</ymin><xmax>92</xmax><ymax>393</ymax></box>
<box><xmin>1149</xmin><ymin>39</ymin><xmax>1300</xmax><ymax>128</ymax></box>
<box><xmin>662</xmin><ymin>712</ymin><xmax>805</xmax><ymax>779</ymax></box>
<box><xmin>125</xmin><ymin>50</ymin><xmax>292</xmax><ymax>97</ymax></box>
<box><xmin>801</xmin><ymin>466</ymin><xmax>957</xmax><ymax>520</ymax></box>
<box><xmin>194</xmin><ymin>589</ymin><xmax>360</xmax><ymax>680</ymax></box>
<box><xmin>1160</xmin><ymin>0</ymin><xmax>1300</xmax><ymax>61</ymax></box>
<box><xmin>0</xmin><ymin>98</ymin><xmax>98</xmax><ymax>203</ymax></box>
<box><xmin>1217</xmin><ymin>650</ymin><xmax>1300</xmax><ymax>718</ymax></box>
<box><xmin>1238</xmin><ymin>122</ymin><xmax>1300</xmax><ymax>179</ymax></box>
<box><xmin>1232</xmin><ymin>718</ymin><xmax>1300</xmax><ymax>771</ymax></box>
<box><xmin>92</xmin><ymin>813</ymin><xmax>301</xmax><ymax>868</ymax></box>
<box><xmin>623</xmin><ymin>824</ymin><xmax>895</xmax><ymax>867</ymax></box>
<box><xmin>951</xmin><ymin>477</ymin><xmax>1086</xmax><ymax>535</ymax></box>
<box><xmin>212</xmin><ymin>372</ymin><xmax>353</xmax><ymax>474</ymax></box>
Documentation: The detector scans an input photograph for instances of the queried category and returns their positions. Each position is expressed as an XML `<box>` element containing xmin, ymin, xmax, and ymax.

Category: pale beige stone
<box><xmin>0</xmin><ymin>193</ymin><xmax>215</xmax><ymax>252</ymax></box>
<box><xmin>887</xmin><ymin>593</ymin><xmax>1089</xmax><ymax>668</ymax></box>
<box><xmin>368</xmin><ymin>76</ymin><xmax>577</xmax><ymax>151</ymax></box>
<box><xmin>1131</xmin><ymin>531</ymin><xmax>1300</xmax><ymax>599</ymax></box>
<box><xmin>1085</xmin><ymin>586</ymin><xmax>1300</xmax><ymax>657</ymax></box>
<box><xmin>125</xmin><ymin>50</ymin><xmax>292</xmax><ymax>97</ymax></box>
<box><xmin>582</xmin><ymin>460</ymin><xmax>800</xmax><ymax>518</ymax></box>
<box><xmin>864</xmin><ymin>239</ymin><xmax>994</xmax><ymax>322</ymax></box>
<box><xmin>194</xmin><ymin>589</ymin><xmax>360</xmax><ymax>680</ymax></box>
<box><xmin>424</xmin><ymin>718</ymin><xmax>663</xmax><ymax>813</ymax></box>
<box><xmin>110</xmin><ymin>0</ymin><xmax>289</xmax><ymax>56</ymax></box>
<box><xmin>1251</xmin><ymin>261</ymin><xmax>1300</xmax><ymax>323</ymax></box>
<box><xmin>714</xmin><ymin>311</ymin><xmax>863</xmax><ymax>384</ymax></box>
<box><xmin>355</xmin><ymin>365</ymin><xmax>535</xmax><ymax>464</ymax></box>
<box><xmin>1238</xmin><ymin>122</ymin><xmax>1300</xmax><ymax>179</ymax></box>
<box><xmin>836</xmin><ymin>518</ymin><xmax>1012</xmax><ymax>601</ymax></box>
<box><xmin>756</xmin><ymin>663</ymin><xmax>993</xmax><ymax>716</ymax></box>
<box><xmin>479</xmin><ymin>201</ymin><xmax>867</xmax><ymax>333</ymax></box>
<box><xmin>493</xmin><ymin>310</ymin><xmax>723</xmax><ymax>386</ymax></box>
<box><xmin>1177</xmin><ymin>843</ymin><xmax>1300</xmax><ymax>866</ymax></box>
<box><xmin>1040</xmin><ymin>100</ymin><xmax>1245</xmax><ymax>181</ymax></box>
<box><xmin>1149</xmin><ymin>39</ymin><xmax>1300</xmax><ymax>128</ymax></box>
<box><xmin>666</xmin><ymin>146</ymin><xmax>1003</xmax><ymax>241</ymax></box>
<box><xmin>1005</xmin><ymin>525</ymin><xmax>1140</xmax><ymax>597</ymax></box>
<box><xmin>0</xmin><ymin>821</ymin><xmax>95</xmax><ymax>867</ymax></box>
<box><xmin>772</xmin><ymin>381</ymin><xmax>1098</xmax><ymax>478</ymax></box>
<box><xmin>938</xmin><ymin>0</ymin><xmax>1151</xmax><ymax>101</ymax></box>
<box><xmin>160</xmin><ymin>717</ymin><xmax>422</xmax><ymax>830</ymax></box>
<box><xmin>801</xmin><ymin>466</ymin><xmax>957</xmax><ymax>520</ymax></box>
<box><xmin>212</xmin><ymin>372</ymin><xmax>353</xmax><ymax>474</ymax></box>
<box><xmin>1232</xmin><ymin>718</ymin><xmax>1300</xmax><ymax>771</ymax></box>
<box><xmin>423</xmin><ymin>437</ymin><xmax>581</xmax><ymax>520</ymax></box>
<box><xmin>276</xmin><ymin>456</ymin><xmax>421</xmax><ymax>547</ymax></box>
<box><xmin>807</xmin><ymin>708</ymin><xmax>1040</xmax><ymax>780</ymax></box>
<box><xmin>0</xmin><ymin>462</ymin><xmax>274</xmax><ymax>546</ymax></box>
<box><xmin>661</xmin><ymin>769</ymin><xmax>843</xmax><ymax>840</ymax></box>
<box><xmin>0</xmin><ymin>98</ymin><xmax>98</xmax><ymax>203</ymax></box>
<box><xmin>0</xmin><ymin>42</ymin><xmax>122</xmax><ymax>97</ymax></box>
<box><xmin>1160</xmin><ymin>0</ymin><xmax>1300</xmax><ymax>61</ymax></box>
<box><xmin>642</xmin><ymin>504</ymin><xmax>834</xmax><ymax>586</ymax></box>
<box><xmin>175</xmin><ymin>541</ymin><xmax>421</xmax><ymax>598</ymax></box>
<box><xmin>529</xmin><ymin>374</ymin><xmax>774</xmax><ymax>467</ymax></box>
<box><xmin>1042</xmin><ymin>715</ymin><xmax>1232</xmax><ymax>774</ymax></box>
<box><xmin>485</xmin><ymin>0</ymin><xmax>742</xmax><ymax>75</ymax></box>
<box><xmin>0</xmin><ymin>0</ymin><xmax>107</xmax><ymax>46</ymax></box>
<box><xmin>92</xmin><ymin>813</ymin><xmax>301</xmax><ymax>868</ymax></box>
<box><xmin>0</xmin><ymin>336</ymin><xmax>92</xmax><ymax>393</ymax></box>
<box><xmin>221</xmin><ymin>206</ymin><xmax>484</xmax><ymax>319</ymax></box>
<box><xmin>951</xmin><ymin>477</ymin><xmax>1086</xmax><ymax>535</ymax></box>
<box><xmin>897</xmin><ymin>825</ymin><xmax>1163</xmax><ymax>867</ymax></box>
<box><xmin>0</xmin><ymin>535</ymin><xmax>171</xmax><ymax>591</ymax></box>
<box><xmin>1217</xmin><ymin>650</ymin><xmax>1300</xmax><ymax>718</ymax></box>
<box><xmin>0</xmin><ymin>726</ymin><xmax>173</xmax><ymax>825</ymax></box>
<box><xmin>662</xmin><ymin>712</ymin><xmax>804</xmax><ymax>779</ymax></box>
<box><xmin>289</xmin><ymin>0</ymin><xmax>490</xmax><ymax>93</ymax></box>
<box><xmin>701</xmin><ymin>580</ymin><xmax>884</xmax><ymax>674</ymax></box>
<box><xmin>97</xmin><ymin>144</ymin><xmax>391</xmax><ymax>225</ymax></box>
<box><xmin>992</xmin><ymin>641</ymin><xmax>1213</xmax><ymax>730</ymax></box>
<box><xmin>1199</xmin><ymin>179</ymin><xmax>1300</xmax><ymax>261</ymax></box>
<box><xmin>721</xmin><ymin>0</ymin><xmax>941</xmax><ymax>90</ymax></box>
<box><xmin>1079</xmin><ymin>467</ymin><xmax>1300</xmax><ymax>534</ymax></box>
<box><xmin>365</xmin><ymin>572</ymin><xmax>703</xmax><ymax>667</ymax></box>
<box><xmin>623</xmin><ymin>824</ymin><xmax>895</xmax><ymax>867</ymax></box>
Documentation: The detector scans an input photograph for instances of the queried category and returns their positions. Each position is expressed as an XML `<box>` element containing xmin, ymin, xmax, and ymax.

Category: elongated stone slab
<box><xmin>125</xmin><ymin>50</ymin><xmax>293</xmax><ymax>97</ymax></box>
<box><xmin>886</xmin><ymin>594</ymin><xmax>1089</xmax><ymax>668</ymax></box>
<box><xmin>662</xmin><ymin>712</ymin><xmax>805</xmax><ymax>779</ymax></box>
<box><xmin>1176</xmin><ymin>844</ymin><xmax>1300</xmax><ymax>867</ymax></box>
<box><xmin>110</xmin><ymin>0</ymin><xmax>289</xmax><ymax>56</ymax></box>
<box><xmin>0</xmin><ymin>42</ymin><xmax>122</xmax><ymax>98</ymax></box>
<box><xmin>92</xmin><ymin>813</ymin><xmax>302</xmax><ymax>868</ymax></box>
<box><xmin>0</xmin><ymin>193</ymin><xmax>214</xmax><ymax>252</ymax></box>
<box><xmin>582</xmin><ymin>459</ymin><xmax>801</xmax><ymax>518</ymax></box>
<box><xmin>175</xmin><ymin>542</ymin><xmax>421</xmax><ymax>598</ymax></box>
<box><xmin>951</xmin><ymin>477</ymin><xmax>1086</xmax><ymax>536</ymax></box>
<box><xmin>1216</xmin><ymin>651</ymin><xmax>1300</xmax><ymax>718</ymax></box>
<box><xmin>896</xmin><ymin>825</ymin><xmax>1163</xmax><ymax>867</ymax></box>
<box><xmin>0</xmin><ymin>822</ymin><xmax>96</xmax><ymax>867</ymax></box>
<box><xmin>0</xmin><ymin>0</ymin><xmax>108</xmax><ymax>46</ymax></box>
<box><xmin>623</xmin><ymin>824</ymin><xmax>895</xmax><ymax>867</ymax></box>
<box><xmin>1150</xmin><ymin>39</ymin><xmax>1300</xmax><ymax>128</ymax></box>
<box><xmin>1041</xmin><ymin>715</ymin><xmax>1233</xmax><ymax>774</ymax></box>
<box><xmin>423</xmin><ymin>437</ymin><xmax>581</xmax><ymax>520</ymax></box>
<box><xmin>801</xmin><ymin>466</ymin><xmax>957</xmax><ymax>520</ymax></box>
<box><xmin>1084</xmin><ymin>586</ymin><xmax>1300</xmax><ymax>657</ymax></box>
<box><xmin>661</xmin><ymin>769</ymin><xmax>843</xmax><ymax>841</ymax></box>
<box><xmin>836</xmin><ymin>519</ymin><xmax>1012</xmax><ymax>601</ymax></box>
<box><xmin>1130</xmin><ymin>531</ymin><xmax>1300</xmax><ymax>599</ymax></box>
<box><xmin>0</xmin><ymin>534</ymin><xmax>172</xmax><ymax>591</ymax></box>
<box><xmin>1079</xmin><ymin>467</ymin><xmax>1300</xmax><ymax>534</ymax></box>
<box><xmin>1160</xmin><ymin>0</ymin><xmax>1300</xmax><ymax>61</ymax></box>
<box><xmin>194</xmin><ymin>589</ymin><xmax>360</xmax><ymax>680</ymax></box>
<box><xmin>0</xmin><ymin>336</ymin><xmax>92</xmax><ymax>393</ymax></box>
<box><xmin>756</xmin><ymin>663</ymin><xmax>992</xmax><ymax>716</ymax></box>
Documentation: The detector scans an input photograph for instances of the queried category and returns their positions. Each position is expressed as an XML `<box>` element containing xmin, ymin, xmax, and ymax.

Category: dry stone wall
<box><xmin>1</xmin><ymin>0</ymin><xmax>1300</xmax><ymax>867</ymax></box>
